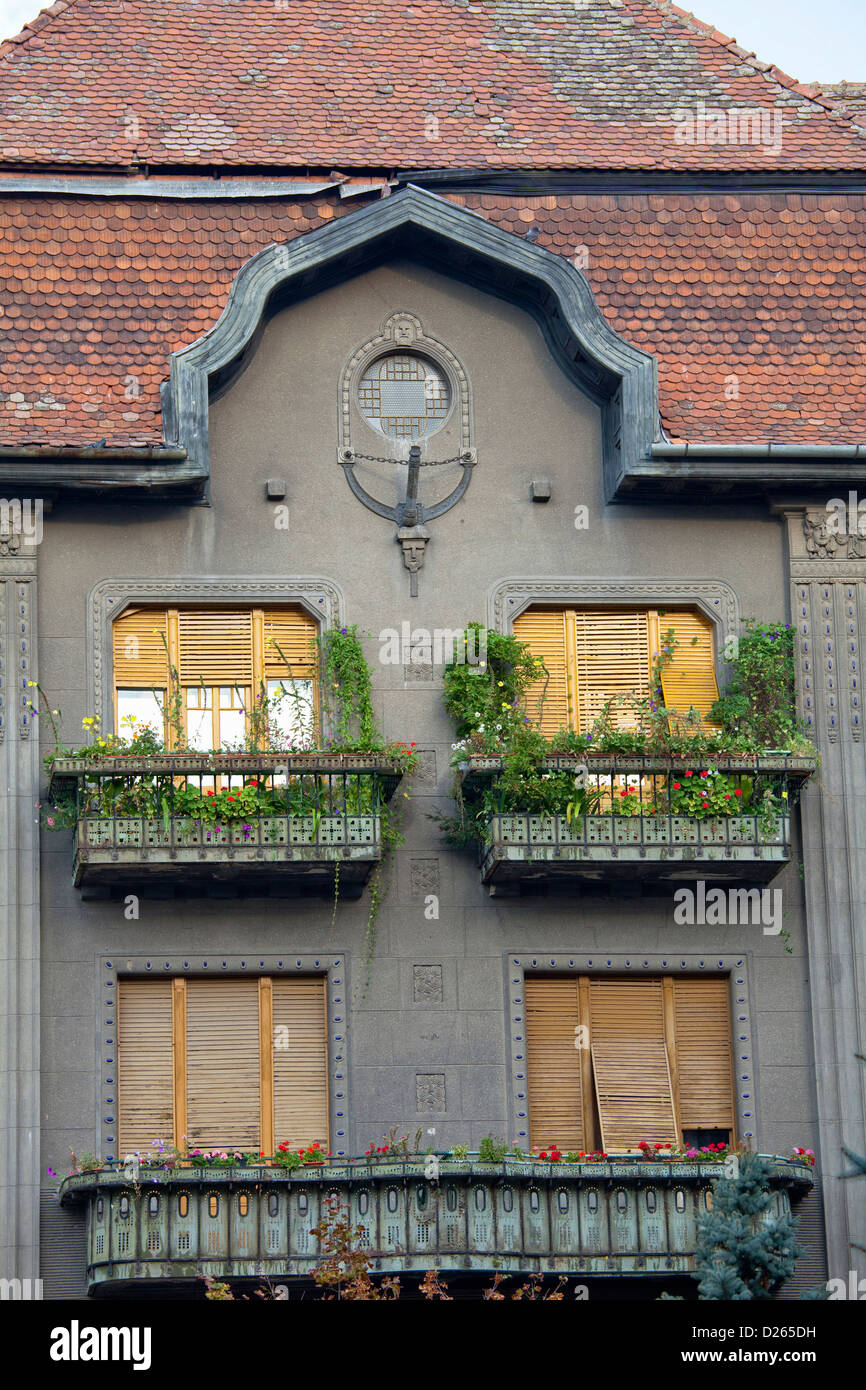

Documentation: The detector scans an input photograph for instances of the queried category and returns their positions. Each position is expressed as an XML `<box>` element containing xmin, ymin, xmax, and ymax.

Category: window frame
<box><xmin>88</xmin><ymin>578</ymin><xmax>342</xmax><ymax>735</ymax></box>
<box><xmin>110</xmin><ymin>603</ymin><xmax>321</xmax><ymax>749</ymax></box>
<box><xmin>100</xmin><ymin>953</ymin><xmax>349</xmax><ymax>1161</ymax></box>
<box><xmin>507</xmin><ymin>953</ymin><xmax>753</xmax><ymax>1153</ymax></box>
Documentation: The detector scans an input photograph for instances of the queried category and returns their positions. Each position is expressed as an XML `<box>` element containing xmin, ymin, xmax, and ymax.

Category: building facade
<box><xmin>0</xmin><ymin>0</ymin><xmax>864</xmax><ymax>1298</ymax></box>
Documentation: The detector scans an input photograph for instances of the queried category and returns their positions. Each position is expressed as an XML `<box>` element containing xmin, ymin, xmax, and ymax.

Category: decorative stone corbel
<box><xmin>396</xmin><ymin>524</ymin><xmax>430</xmax><ymax>598</ymax></box>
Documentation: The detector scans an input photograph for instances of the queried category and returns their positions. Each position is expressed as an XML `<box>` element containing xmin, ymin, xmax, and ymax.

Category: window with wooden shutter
<box><xmin>273</xmin><ymin>978</ymin><xmax>329</xmax><ymax>1149</ymax></box>
<box><xmin>513</xmin><ymin>605</ymin><xmax>718</xmax><ymax>735</ymax></box>
<box><xmin>573</xmin><ymin>610</ymin><xmax>650</xmax><ymax>731</ymax></box>
<box><xmin>116</xmin><ymin>977</ymin><xmax>330</xmax><ymax>1154</ymax></box>
<box><xmin>262</xmin><ymin>608</ymin><xmax>318</xmax><ymax>678</ymax></box>
<box><xmin>525</xmin><ymin>976</ymin><xmax>589</xmax><ymax>1152</ymax></box>
<box><xmin>671</xmin><ymin>978</ymin><xmax>735</xmax><ymax>1136</ymax></box>
<box><xmin>657</xmin><ymin>610</ymin><xmax>720</xmax><ymax>727</ymax></box>
<box><xmin>118</xmin><ymin>980</ymin><xmax>175</xmax><ymax>1155</ymax></box>
<box><xmin>177</xmin><ymin>610</ymin><xmax>253</xmax><ymax>686</ymax></box>
<box><xmin>185</xmin><ymin>979</ymin><xmax>261</xmax><ymax>1151</ymax></box>
<box><xmin>525</xmin><ymin>974</ymin><xmax>734</xmax><ymax>1154</ymax></box>
<box><xmin>589</xmin><ymin>979</ymin><xmax>679</xmax><ymax>1151</ymax></box>
<box><xmin>512</xmin><ymin>608</ymin><xmax>573</xmax><ymax>735</ymax></box>
<box><xmin>111</xmin><ymin>604</ymin><xmax>320</xmax><ymax>747</ymax></box>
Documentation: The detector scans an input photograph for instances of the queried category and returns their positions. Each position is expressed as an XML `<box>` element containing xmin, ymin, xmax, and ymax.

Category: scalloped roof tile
<box><xmin>0</xmin><ymin>0</ymin><xmax>863</xmax><ymax>170</ymax></box>
<box><xmin>1</xmin><ymin>189</ymin><xmax>864</xmax><ymax>447</ymax></box>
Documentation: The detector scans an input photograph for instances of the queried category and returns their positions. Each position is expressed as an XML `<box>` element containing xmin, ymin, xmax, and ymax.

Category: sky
<box><xmin>0</xmin><ymin>0</ymin><xmax>862</xmax><ymax>84</ymax></box>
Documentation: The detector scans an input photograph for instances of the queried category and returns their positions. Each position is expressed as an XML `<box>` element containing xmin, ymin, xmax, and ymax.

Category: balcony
<box><xmin>59</xmin><ymin>1156</ymin><xmax>813</xmax><ymax>1293</ymax></box>
<box><xmin>458</xmin><ymin>755</ymin><xmax>816</xmax><ymax>888</ymax></box>
<box><xmin>46</xmin><ymin>753</ymin><xmax>406</xmax><ymax>897</ymax></box>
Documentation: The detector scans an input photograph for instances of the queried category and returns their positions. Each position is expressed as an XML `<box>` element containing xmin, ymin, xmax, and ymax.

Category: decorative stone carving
<box><xmin>404</xmin><ymin>661</ymin><xmax>434</xmax><ymax>685</ymax></box>
<box><xmin>412</xmin><ymin>750</ymin><xmax>437</xmax><ymax>788</ymax></box>
<box><xmin>396</xmin><ymin>524</ymin><xmax>430</xmax><ymax>598</ymax></box>
<box><xmin>416</xmin><ymin>1074</ymin><xmax>446</xmax><ymax>1113</ymax></box>
<box><xmin>409</xmin><ymin>859</ymin><xmax>440</xmax><ymax>901</ymax></box>
<box><xmin>802</xmin><ymin>513</ymin><xmax>866</xmax><ymax>560</ymax></box>
<box><xmin>413</xmin><ymin>965</ymin><xmax>444</xmax><ymax>1004</ymax></box>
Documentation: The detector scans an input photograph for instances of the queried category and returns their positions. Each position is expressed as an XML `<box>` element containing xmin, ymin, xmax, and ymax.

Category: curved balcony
<box><xmin>59</xmin><ymin>1156</ymin><xmax>813</xmax><ymax>1293</ymax></box>
<box><xmin>46</xmin><ymin>753</ymin><xmax>406</xmax><ymax>897</ymax></box>
<box><xmin>459</xmin><ymin>756</ymin><xmax>816</xmax><ymax>888</ymax></box>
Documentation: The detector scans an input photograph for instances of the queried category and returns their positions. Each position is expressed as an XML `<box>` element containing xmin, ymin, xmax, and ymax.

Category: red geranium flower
<box><xmin>734</xmin><ymin>789</ymin><xmax>743</xmax><ymax>797</ymax></box>
<box><xmin>685</xmin><ymin>771</ymin><xmax>693</xmax><ymax>778</ymax></box>
<box><xmin>672</xmin><ymin>782</ymin><xmax>681</xmax><ymax>790</ymax></box>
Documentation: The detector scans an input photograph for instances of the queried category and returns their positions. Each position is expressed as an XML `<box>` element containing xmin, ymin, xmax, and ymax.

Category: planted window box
<box><xmin>44</xmin><ymin>752</ymin><xmax>409</xmax><ymax>896</ymax></box>
<box><xmin>458</xmin><ymin>757</ymin><xmax>813</xmax><ymax>888</ymax></box>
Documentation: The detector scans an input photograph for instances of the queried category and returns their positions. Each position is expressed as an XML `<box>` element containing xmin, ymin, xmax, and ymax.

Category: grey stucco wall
<box><xmin>35</xmin><ymin>261</ymin><xmax>816</xmax><ymax>1194</ymax></box>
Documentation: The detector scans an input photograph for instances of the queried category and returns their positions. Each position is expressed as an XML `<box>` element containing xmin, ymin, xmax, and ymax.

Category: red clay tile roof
<box><xmin>814</xmin><ymin>83</ymin><xmax>866</xmax><ymax>125</ymax></box>
<box><xmin>0</xmin><ymin>0</ymin><xmax>863</xmax><ymax>170</ymax></box>
<box><xmin>1</xmin><ymin>189</ymin><xmax>863</xmax><ymax>447</ymax></box>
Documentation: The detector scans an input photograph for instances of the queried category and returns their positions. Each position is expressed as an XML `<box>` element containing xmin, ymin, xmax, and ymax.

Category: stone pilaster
<box><xmin>0</xmin><ymin>535</ymin><xmax>40</xmax><ymax>1282</ymax></box>
<box><xmin>785</xmin><ymin>509</ymin><xmax>866</xmax><ymax>1280</ymax></box>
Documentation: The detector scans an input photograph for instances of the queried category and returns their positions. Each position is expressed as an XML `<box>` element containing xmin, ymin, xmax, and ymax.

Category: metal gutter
<box><xmin>0</xmin><ymin>175</ymin><xmax>390</xmax><ymax>200</ymax></box>
<box><xmin>651</xmin><ymin>443</ymin><xmax>866</xmax><ymax>460</ymax></box>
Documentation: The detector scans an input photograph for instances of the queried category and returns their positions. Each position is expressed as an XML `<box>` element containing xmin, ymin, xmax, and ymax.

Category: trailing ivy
<box><xmin>318</xmin><ymin>624</ymin><xmax>378</xmax><ymax>748</ymax></box>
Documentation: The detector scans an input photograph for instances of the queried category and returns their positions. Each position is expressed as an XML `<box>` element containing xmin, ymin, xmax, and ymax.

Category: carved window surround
<box><xmin>87</xmin><ymin>577</ymin><xmax>343</xmax><ymax>733</ymax></box>
<box><xmin>488</xmin><ymin>577</ymin><xmax>740</xmax><ymax>670</ymax></box>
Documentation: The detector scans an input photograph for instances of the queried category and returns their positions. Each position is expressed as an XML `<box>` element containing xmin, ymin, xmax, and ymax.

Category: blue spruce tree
<box><xmin>694</xmin><ymin>1151</ymin><xmax>802</xmax><ymax>1300</ymax></box>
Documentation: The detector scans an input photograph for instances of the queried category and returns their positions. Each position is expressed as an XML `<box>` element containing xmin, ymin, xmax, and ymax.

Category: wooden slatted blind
<box><xmin>524</xmin><ymin>974</ymin><xmax>734</xmax><ymax>1154</ymax></box>
<box><xmin>117</xmin><ymin>980</ymin><xmax>174</xmax><ymax>1155</ymax></box>
<box><xmin>512</xmin><ymin>608</ymin><xmax>573</xmax><ymax>735</ymax></box>
<box><xmin>573</xmin><ymin>609</ymin><xmax>650</xmax><ymax>731</ymax></box>
<box><xmin>672</xmin><ymin>978</ymin><xmax>735</xmax><ymax>1133</ymax></box>
<box><xmin>112</xmin><ymin>608</ymin><xmax>170</xmax><ymax>688</ymax></box>
<box><xmin>177</xmin><ymin>610</ymin><xmax>254</xmax><ymax>685</ymax></box>
<box><xmin>513</xmin><ymin>605</ymin><xmax>718</xmax><ymax>737</ymax></box>
<box><xmin>589</xmin><ymin>979</ymin><xmax>679</xmax><ymax>1151</ymax></box>
<box><xmin>185</xmin><ymin>979</ymin><xmax>261</xmax><ymax>1151</ymax></box>
<box><xmin>263</xmin><ymin>608</ymin><xmax>318</xmax><ymax>678</ymax></box>
<box><xmin>658</xmin><ymin>610</ymin><xmax>720</xmax><ymax>727</ymax></box>
<box><xmin>525</xmin><ymin>977</ymin><xmax>585</xmax><ymax>1151</ymax></box>
<box><xmin>272</xmin><ymin>978</ymin><xmax>330</xmax><ymax>1149</ymax></box>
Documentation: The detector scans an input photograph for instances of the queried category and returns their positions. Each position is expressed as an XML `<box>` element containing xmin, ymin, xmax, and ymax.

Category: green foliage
<box><xmin>442</xmin><ymin>622</ymin><xmax>547</xmax><ymax>753</ymax></box>
<box><xmin>318</xmin><ymin>624</ymin><xmax>378</xmax><ymax>748</ymax></box>
<box><xmin>434</xmin><ymin>622</ymin><xmax>814</xmax><ymax>845</ymax></box>
<box><xmin>709</xmin><ymin>620</ymin><xmax>810</xmax><ymax>752</ymax></box>
<box><xmin>694</xmin><ymin>1152</ymin><xmax>802</xmax><ymax>1299</ymax></box>
<box><xmin>478</xmin><ymin>1136</ymin><xmax>509</xmax><ymax>1163</ymax></box>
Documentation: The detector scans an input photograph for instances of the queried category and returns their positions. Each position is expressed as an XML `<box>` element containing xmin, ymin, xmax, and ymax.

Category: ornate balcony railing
<box><xmin>457</xmin><ymin>756</ymin><xmax>816</xmax><ymax>886</ymax></box>
<box><xmin>46</xmin><ymin>753</ymin><xmax>407</xmax><ymax>895</ymax></box>
<box><xmin>59</xmin><ymin>1156</ymin><xmax>813</xmax><ymax>1292</ymax></box>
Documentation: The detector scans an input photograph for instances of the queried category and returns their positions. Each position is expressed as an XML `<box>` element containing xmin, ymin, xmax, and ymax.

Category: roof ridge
<box><xmin>643</xmin><ymin>0</ymin><xmax>862</xmax><ymax>126</ymax></box>
<box><xmin>0</xmin><ymin>0</ymin><xmax>85</xmax><ymax>63</ymax></box>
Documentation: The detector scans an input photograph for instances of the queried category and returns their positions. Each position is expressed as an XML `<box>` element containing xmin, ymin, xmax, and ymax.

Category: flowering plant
<box><xmin>791</xmin><ymin>1147</ymin><xmax>815</xmax><ymax>1166</ymax></box>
